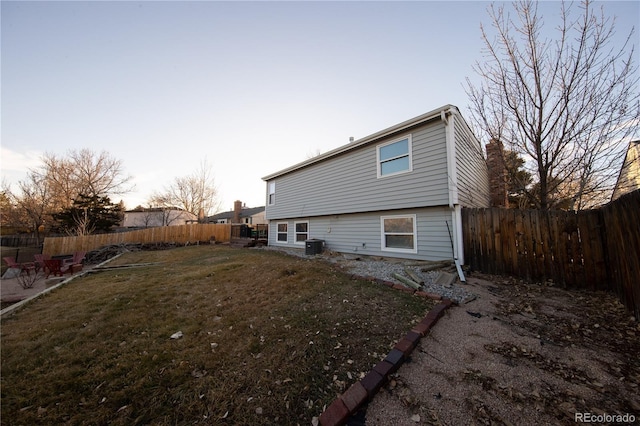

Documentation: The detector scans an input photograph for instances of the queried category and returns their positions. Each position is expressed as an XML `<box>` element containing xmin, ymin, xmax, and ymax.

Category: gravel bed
<box><xmin>258</xmin><ymin>246</ymin><xmax>476</xmax><ymax>304</ymax></box>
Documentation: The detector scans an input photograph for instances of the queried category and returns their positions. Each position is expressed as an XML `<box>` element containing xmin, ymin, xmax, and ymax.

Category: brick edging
<box><xmin>318</xmin><ymin>298</ymin><xmax>456</xmax><ymax>426</ymax></box>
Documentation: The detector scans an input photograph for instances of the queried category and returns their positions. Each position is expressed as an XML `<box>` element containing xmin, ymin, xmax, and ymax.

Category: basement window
<box><xmin>381</xmin><ymin>214</ymin><xmax>417</xmax><ymax>253</ymax></box>
<box><xmin>294</xmin><ymin>221</ymin><xmax>309</xmax><ymax>244</ymax></box>
<box><xmin>277</xmin><ymin>222</ymin><xmax>288</xmax><ymax>242</ymax></box>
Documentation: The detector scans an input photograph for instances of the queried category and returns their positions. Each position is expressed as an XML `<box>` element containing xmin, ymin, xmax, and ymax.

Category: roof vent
<box><xmin>349</xmin><ymin>136</ymin><xmax>354</xmax><ymax>142</ymax></box>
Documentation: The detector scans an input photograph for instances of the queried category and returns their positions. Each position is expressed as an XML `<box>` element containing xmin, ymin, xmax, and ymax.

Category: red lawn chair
<box><xmin>62</xmin><ymin>251</ymin><xmax>86</xmax><ymax>274</ymax></box>
<box><xmin>63</xmin><ymin>251</ymin><xmax>86</xmax><ymax>267</ymax></box>
<box><xmin>3</xmin><ymin>256</ymin><xmax>37</xmax><ymax>276</ymax></box>
<box><xmin>34</xmin><ymin>253</ymin><xmax>51</xmax><ymax>273</ymax></box>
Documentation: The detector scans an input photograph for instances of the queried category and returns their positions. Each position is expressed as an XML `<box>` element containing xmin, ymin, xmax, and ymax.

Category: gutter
<box><xmin>443</xmin><ymin>107</ymin><xmax>459</xmax><ymax>208</ymax></box>
<box><xmin>442</xmin><ymin>107</ymin><xmax>465</xmax><ymax>267</ymax></box>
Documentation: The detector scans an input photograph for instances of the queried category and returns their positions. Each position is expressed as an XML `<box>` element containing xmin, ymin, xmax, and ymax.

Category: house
<box><xmin>207</xmin><ymin>201</ymin><xmax>266</xmax><ymax>225</ymax></box>
<box><xmin>611</xmin><ymin>140</ymin><xmax>640</xmax><ymax>201</ymax></box>
<box><xmin>121</xmin><ymin>207</ymin><xmax>198</xmax><ymax>228</ymax></box>
<box><xmin>261</xmin><ymin>105</ymin><xmax>490</xmax><ymax>263</ymax></box>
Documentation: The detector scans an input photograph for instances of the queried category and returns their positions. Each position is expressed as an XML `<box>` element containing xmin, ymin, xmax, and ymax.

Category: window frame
<box><xmin>294</xmin><ymin>220</ymin><xmax>309</xmax><ymax>245</ymax></box>
<box><xmin>276</xmin><ymin>222</ymin><xmax>288</xmax><ymax>243</ymax></box>
<box><xmin>268</xmin><ymin>182</ymin><xmax>276</xmax><ymax>205</ymax></box>
<box><xmin>380</xmin><ymin>214</ymin><xmax>418</xmax><ymax>253</ymax></box>
<box><xmin>376</xmin><ymin>135</ymin><xmax>413</xmax><ymax>178</ymax></box>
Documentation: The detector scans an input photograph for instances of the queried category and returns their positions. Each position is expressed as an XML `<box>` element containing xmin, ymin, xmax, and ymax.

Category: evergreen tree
<box><xmin>53</xmin><ymin>194</ymin><xmax>123</xmax><ymax>235</ymax></box>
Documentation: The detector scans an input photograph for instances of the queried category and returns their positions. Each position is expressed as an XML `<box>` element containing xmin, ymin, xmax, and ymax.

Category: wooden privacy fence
<box><xmin>462</xmin><ymin>189</ymin><xmax>640</xmax><ymax>319</ymax></box>
<box><xmin>42</xmin><ymin>224</ymin><xmax>231</xmax><ymax>257</ymax></box>
<box><xmin>0</xmin><ymin>235</ymin><xmax>42</xmax><ymax>248</ymax></box>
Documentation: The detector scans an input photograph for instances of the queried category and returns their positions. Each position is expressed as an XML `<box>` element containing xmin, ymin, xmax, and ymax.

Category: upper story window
<box><xmin>377</xmin><ymin>136</ymin><xmax>412</xmax><ymax>178</ymax></box>
<box><xmin>268</xmin><ymin>182</ymin><xmax>276</xmax><ymax>205</ymax></box>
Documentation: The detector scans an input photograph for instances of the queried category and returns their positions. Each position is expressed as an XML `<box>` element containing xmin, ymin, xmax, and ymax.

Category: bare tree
<box><xmin>466</xmin><ymin>0</ymin><xmax>639</xmax><ymax>210</ymax></box>
<box><xmin>38</xmin><ymin>149</ymin><xmax>133</xmax><ymax>210</ymax></box>
<box><xmin>0</xmin><ymin>183</ymin><xmax>20</xmax><ymax>231</ymax></box>
<box><xmin>52</xmin><ymin>194</ymin><xmax>122</xmax><ymax>236</ymax></box>
<box><xmin>7</xmin><ymin>171</ymin><xmax>53</xmax><ymax>242</ymax></box>
<box><xmin>135</xmin><ymin>204</ymin><xmax>182</xmax><ymax>227</ymax></box>
<box><xmin>138</xmin><ymin>209</ymin><xmax>158</xmax><ymax>228</ymax></box>
<box><xmin>66</xmin><ymin>207</ymin><xmax>96</xmax><ymax>237</ymax></box>
<box><xmin>150</xmin><ymin>159</ymin><xmax>220</xmax><ymax>220</ymax></box>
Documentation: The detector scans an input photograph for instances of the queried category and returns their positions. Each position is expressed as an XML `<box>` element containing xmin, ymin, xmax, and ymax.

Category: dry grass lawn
<box><xmin>1</xmin><ymin>245</ymin><xmax>434</xmax><ymax>425</ymax></box>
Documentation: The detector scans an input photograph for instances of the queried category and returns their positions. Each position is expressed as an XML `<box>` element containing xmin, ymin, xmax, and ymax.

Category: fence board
<box><xmin>600</xmin><ymin>191</ymin><xmax>640</xmax><ymax>319</ymax></box>
<box><xmin>502</xmin><ymin>211</ymin><xmax>516</xmax><ymax>276</ymax></box>
<box><xmin>526</xmin><ymin>210</ymin><xmax>541</xmax><ymax>280</ymax></box>
<box><xmin>489</xmin><ymin>210</ymin><xmax>506</xmax><ymax>273</ymax></box>
<box><xmin>42</xmin><ymin>224</ymin><xmax>231</xmax><ymax>257</ymax></box>
<box><xmin>551</xmin><ymin>211</ymin><xmax>566</xmax><ymax>286</ymax></box>
<box><xmin>0</xmin><ymin>235</ymin><xmax>42</xmax><ymax>247</ymax></box>
<box><xmin>523</xmin><ymin>210</ymin><xmax>538</xmax><ymax>280</ymax></box>
<box><xmin>514</xmin><ymin>210</ymin><xmax>527</xmax><ymax>279</ymax></box>
<box><xmin>462</xmin><ymin>189</ymin><xmax>640</xmax><ymax>319</ymax></box>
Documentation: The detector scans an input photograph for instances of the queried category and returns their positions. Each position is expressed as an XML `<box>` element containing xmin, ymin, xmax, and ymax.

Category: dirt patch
<box><xmin>365</xmin><ymin>274</ymin><xmax>640</xmax><ymax>425</ymax></box>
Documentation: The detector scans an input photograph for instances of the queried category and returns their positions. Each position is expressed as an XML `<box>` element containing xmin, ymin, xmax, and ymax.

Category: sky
<box><xmin>2</xmin><ymin>0</ymin><xmax>638</xmax><ymax>213</ymax></box>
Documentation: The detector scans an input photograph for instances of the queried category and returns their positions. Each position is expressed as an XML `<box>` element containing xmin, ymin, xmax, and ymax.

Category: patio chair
<box><xmin>62</xmin><ymin>251</ymin><xmax>86</xmax><ymax>274</ymax></box>
<box><xmin>3</xmin><ymin>256</ymin><xmax>36</xmax><ymax>276</ymax></box>
<box><xmin>62</xmin><ymin>251</ymin><xmax>86</xmax><ymax>268</ymax></box>
<box><xmin>34</xmin><ymin>253</ymin><xmax>51</xmax><ymax>273</ymax></box>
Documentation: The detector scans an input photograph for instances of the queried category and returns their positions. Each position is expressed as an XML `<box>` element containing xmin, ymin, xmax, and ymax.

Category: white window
<box><xmin>377</xmin><ymin>136</ymin><xmax>412</xmax><ymax>177</ymax></box>
<box><xmin>381</xmin><ymin>215</ymin><xmax>417</xmax><ymax>253</ymax></box>
<box><xmin>276</xmin><ymin>222</ymin><xmax>288</xmax><ymax>242</ymax></box>
<box><xmin>294</xmin><ymin>221</ymin><xmax>309</xmax><ymax>244</ymax></box>
<box><xmin>268</xmin><ymin>182</ymin><xmax>276</xmax><ymax>205</ymax></box>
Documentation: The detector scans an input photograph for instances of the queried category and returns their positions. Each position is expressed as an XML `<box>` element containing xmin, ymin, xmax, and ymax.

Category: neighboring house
<box><xmin>611</xmin><ymin>140</ymin><xmax>640</xmax><ymax>201</ymax></box>
<box><xmin>262</xmin><ymin>104</ymin><xmax>490</xmax><ymax>263</ymax></box>
<box><xmin>207</xmin><ymin>201</ymin><xmax>266</xmax><ymax>225</ymax></box>
<box><xmin>122</xmin><ymin>208</ymin><xmax>198</xmax><ymax>228</ymax></box>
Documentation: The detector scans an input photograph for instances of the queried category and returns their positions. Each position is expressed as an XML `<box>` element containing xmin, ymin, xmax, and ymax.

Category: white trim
<box><xmin>376</xmin><ymin>135</ymin><xmax>413</xmax><ymax>178</ymax></box>
<box><xmin>380</xmin><ymin>214</ymin><xmax>418</xmax><ymax>254</ymax></box>
<box><xmin>451</xmin><ymin>206</ymin><xmax>464</xmax><ymax>264</ymax></box>
<box><xmin>456</xmin><ymin>205</ymin><xmax>465</xmax><ymax>264</ymax></box>
<box><xmin>444</xmin><ymin>108</ymin><xmax>459</xmax><ymax>207</ymax></box>
<box><xmin>276</xmin><ymin>221</ymin><xmax>288</xmax><ymax>243</ymax></box>
<box><xmin>294</xmin><ymin>220</ymin><xmax>309</xmax><ymax>245</ymax></box>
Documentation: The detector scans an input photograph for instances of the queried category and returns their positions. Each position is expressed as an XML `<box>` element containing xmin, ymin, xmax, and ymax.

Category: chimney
<box><xmin>485</xmin><ymin>139</ymin><xmax>509</xmax><ymax>208</ymax></box>
<box><xmin>233</xmin><ymin>200</ymin><xmax>242</xmax><ymax>224</ymax></box>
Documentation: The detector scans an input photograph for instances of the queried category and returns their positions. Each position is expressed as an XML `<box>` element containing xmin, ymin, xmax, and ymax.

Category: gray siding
<box><xmin>268</xmin><ymin>207</ymin><xmax>454</xmax><ymax>261</ymax></box>
<box><xmin>454</xmin><ymin>115</ymin><xmax>491</xmax><ymax>208</ymax></box>
<box><xmin>266</xmin><ymin>121</ymin><xmax>449</xmax><ymax>220</ymax></box>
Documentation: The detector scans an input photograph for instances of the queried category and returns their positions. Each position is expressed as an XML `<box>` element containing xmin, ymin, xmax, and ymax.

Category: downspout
<box><xmin>443</xmin><ymin>108</ymin><xmax>465</xmax><ymax>266</ymax></box>
<box><xmin>443</xmin><ymin>108</ymin><xmax>458</xmax><ymax>208</ymax></box>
